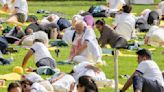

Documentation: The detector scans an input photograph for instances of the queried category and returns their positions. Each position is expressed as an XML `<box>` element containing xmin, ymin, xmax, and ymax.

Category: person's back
<box><xmin>113</xmin><ymin>5</ymin><xmax>135</xmax><ymax>29</ymax></box>
<box><xmin>115</xmin><ymin>13</ymin><xmax>135</xmax><ymax>28</ymax></box>
<box><xmin>137</xmin><ymin>60</ymin><xmax>164</xmax><ymax>87</ymax></box>
<box><xmin>14</xmin><ymin>0</ymin><xmax>28</xmax><ymax>16</ymax></box>
<box><xmin>32</xmin><ymin>42</ymin><xmax>52</xmax><ymax>62</ymax></box>
<box><xmin>100</xmin><ymin>25</ymin><xmax>121</xmax><ymax>48</ymax></box>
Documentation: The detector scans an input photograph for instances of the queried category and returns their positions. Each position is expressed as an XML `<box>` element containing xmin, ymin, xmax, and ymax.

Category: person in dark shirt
<box><xmin>95</xmin><ymin>19</ymin><xmax>128</xmax><ymax>48</ymax></box>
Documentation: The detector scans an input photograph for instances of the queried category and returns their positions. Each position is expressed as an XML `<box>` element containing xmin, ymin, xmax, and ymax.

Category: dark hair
<box><xmin>122</xmin><ymin>5</ymin><xmax>132</xmax><ymax>13</ymax></box>
<box><xmin>33</xmin><ymin>39</ymin><xmax>44</xmax><ymax>44</ymax></box>
<box><xmin>136</xmin><ymin>49</ymin><xmax>152</xmax><ymax>59</ymax></box>
<box><xmin>147</xmin><ymin>11</ymin><xmax>160</xmax><ymax>25</ymax></box>
<box><xmin>95</xmin><ymin>19</ymin><xmax>105</xmax><ymax>26</ymax></box>
<box><xmin>78</xmin><ymin>76</ymin><xmax>98</xmax><ymax>92</ymax></box>
<box><xmin>8</xmin><ymin>82</ymin><xmax>21</xmax><ymax>92</ymax></box>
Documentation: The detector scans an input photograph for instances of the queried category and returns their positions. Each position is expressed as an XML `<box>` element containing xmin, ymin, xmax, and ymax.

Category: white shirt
<box><xmin>31</xmin><ymin>82</ymin><xmax>48</xmax><ymax>92</ymax></box>
<box><xmin>159</xmin><ymin>1</ymin><xmax>164</xmax><ymax>15</ymax></box>
<box><xmin>113</xmin><ymin>12</ymin><xmax>136</xmax><ymax>29</ymax></box>
<box><xmin>73</xmin><ymin>62</ymin><xmax>106</xmax><ymax>81</ymax></box>
<box><xmin>31</xmin><ymin>42</ymin><xmax>53</xmax><ymax>62</ymax></box>
<box><xmin>62</xmin><ymin>27</ymin><xmax>75</xmax><ymax>45</ymax></box>
<box><xmin>136</xmin><ymin>60</ymin><xmax>164</xmax><ymax>87</ymax></box>
<box><xmin>107</xmin><ymin>0</ymin><xmax>125</xmax><ymax>10</ymax></box>
<box><xmin>146</xmin><ymin>26</ymin><xmax>164</xmax><ymax>46</ymax></box>
<box><xmin>0</xmin><ymin>0</ymin><xmax>6</xmax><ymax>5</ymax></box>
<box><xmin>14</xmin><ymin>0</ymin><xmax>28</xmax><ymax>18</ymax></box>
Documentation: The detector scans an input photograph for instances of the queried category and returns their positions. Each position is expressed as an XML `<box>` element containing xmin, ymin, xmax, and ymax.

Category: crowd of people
<box><xmin>0</xmin><ymin>0</ymin><xmax>164</xmax><ymax>92</ymax></box>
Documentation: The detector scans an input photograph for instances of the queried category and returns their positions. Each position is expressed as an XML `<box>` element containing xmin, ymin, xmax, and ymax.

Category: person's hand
<box><xmin>85</xmin><ymin>65</ymin><xmax>101</xmax><ymax>73</ymax></box>
<box><xmin>50</xmin><ymin>78</ymin><xmax>58</xmax><ymax>83</ymax></box>
<box><xmin>69</xmin><ymin>82</ymin><xmax>75</xmax><ymax>92</ymax></box>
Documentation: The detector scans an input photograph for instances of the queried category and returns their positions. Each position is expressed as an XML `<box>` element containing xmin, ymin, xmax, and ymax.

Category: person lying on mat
<box><xmin>8</xmin><ymin>82</ymin><xmax>22</xmax><ymax>92</ymax></box>
<box><xmin>22</xmin><ymin>39</ymin><xmax>56</xmax><ymax>69</ymax></box>
<box><xmin>120</xmin><ymin>49</ymin><xmax>164</xmax><ymax>92</ymax></box>
<box><xmin>69</xmin><ymin>76</ymin><xmax>98</xmax><ymax>92</ymax></box>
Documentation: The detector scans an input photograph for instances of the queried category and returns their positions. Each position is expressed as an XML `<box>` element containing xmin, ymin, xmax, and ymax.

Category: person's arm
<box><xmin>121</xmin><ymin>71</ymin><xmax>142</xmax><ymax>92</ymax></box>
<box><xmin>22</xmin><ymin>49</ymin><xmax>33</xmax><ymax>68</ymax></box>
<box><xmin>75</xmin><ymin>40</ymin><xmax>88</xmax><ymax>55</ymax></box>
<box><xmin>99</xmin><ymin>32</ymin><xmax>108</xmax><ymax>48</ymax></box>
<box><xmin>85</xmin><ymin>65</ymin><xmax>101</xmax><ymax>73</ymax></box>
<box><xmin>50</xmin><ymin>72</ymin><xmax>65</xmax><ymax>83</ymax></box>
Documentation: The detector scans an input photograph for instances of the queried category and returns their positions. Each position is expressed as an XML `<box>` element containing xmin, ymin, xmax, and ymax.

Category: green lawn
<box><xmin>0</xmin><ymin>1</ymin><xmax>164</xmax><ymax>92</ymax></box>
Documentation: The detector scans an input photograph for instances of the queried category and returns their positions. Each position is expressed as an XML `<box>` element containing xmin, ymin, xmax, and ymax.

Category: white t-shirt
<box><xmin>0</xmin><ymin>0</ymin><xmax>6</xmax><ymax>5</ymax></box>
<box><xmin>14</xmin><ymin>0</ymin><xmax>28</xmax><ymax>18</ymax></box>
<box><xmin>31</xmin><ymin>42</ymin><xmax>53</xmax><ymax>62</ymax></box>
<box><xmin>73</xmin><ymin>62</ymin><xmax>106</xmax><ymax>81</ymax></box>
<box><xmin>146</xmin><ymin>26</ymin><xmax>164</xmax><ymax>46</ymax></box>
<box><xmin>107</xmin><ymin>0</ymin><xmax>125</xmax><ymax>10</ymax></box>
<box><xmin>136</xmin><ymin>60</ymin><xmax>164</xmax><ymax>87</ymax></box>
<box><xmin>159</xmin><ymin>1</ymin><xmax>164</xmax><ymax>15</ymax></box>
<box><xmin>31</xmin><ymin>82</ymin><xmax>48</xmax><ymax>92</ymax></box>
<box><xmin>62</xmin><ymin>27</ymin><xmax>75</xmax><ymax>45</ymax></box>
<box><xmin>113</xmin><ymin>12</ymin><xmax>136</xmax><ymax>29</ymax></box>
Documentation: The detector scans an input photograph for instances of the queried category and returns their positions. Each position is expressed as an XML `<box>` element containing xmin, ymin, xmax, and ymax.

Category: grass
<box><xmin>0</xmin><ymin>1</ymin><xmax>164</xmax><ymax>92</ymax></box>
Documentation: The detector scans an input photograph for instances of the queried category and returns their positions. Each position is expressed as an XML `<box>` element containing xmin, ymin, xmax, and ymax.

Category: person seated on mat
<box><xmin>120</xmin><ymin>49</ymin><xmax>164</xmax><ymax>92</ymax></box>
<box><xmin>8</xmin><ymin>82</ymin><xmax>22</xmax><ymax>92</ymax></box>
<box><xmin>6</xmin><ymin>0</ymin><xmax>28</xmax><ymax>24</ymax></box>
<box><xmin>63</xmin><ymin>15</ymin><xmax>84</xmax><ymax>45</ymax></box>
<box><xmin>112</xmin><ymin>4</ymin><xmax>136</xmax><ymax>41</ymax></box>
<box><xmin>5</xmin><ymin>26</ymin><xmax>25</xmax><ymax>44</ymax></box>
<box><xmin>69</xmin><ymin>76</ymin><xmax>99</xmax><ymax>92</ymax></box>
<box><xmin>68</xmin><ymin>21</ymin><xmax>102</xmax><ymax>64</ymax></box>
<box><xmin>22</xmin><ymin>39</ymin><xmax>56</xmax><ymax>69</ymax></box>
<box><xmin>5</xmin><ymin>26</ymin><xmax>25</xmax><ymax>39</ymax></box>
<box><xmin>144</xmin><ymin>18</ymin><xmax>164</xmax><ymax>47</ymax></box>
<box><xmin>95</xmin><ymin>19</ymin><xmax>128</xmax><ymax>48</ymax></box>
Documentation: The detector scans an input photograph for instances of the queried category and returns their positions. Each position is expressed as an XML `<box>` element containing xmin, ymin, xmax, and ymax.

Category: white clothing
<box><xmin>13</xmin><ymin>0</ymin><xmax>28</xmax><ymax>19</ymax></box>
<box><xmin>25</xmin><ymin>72</ymin><xmax>43</xmax><ymax>83</ymax></box>
<box><xmin>107</xmin><ymin>0</ymin><xmax>125</xmax><ymax>10</ymax></box>
<box><xmin>38</xmin><ymin>80</ymin><xmax>54</xmax><ymax>92</ymax></box>
<box><xmin>113</xmin><ymin>12</ymin><xmax>136</xmax><ymax>29</ymax></box>
<box><xmin>72</xmin><ymin>27</ymin><xmax>102</xmax><ymax>63</ymax></box>
<box><xmin>41</xmin><ymin>14</ymin><xmax>60</xmax><ymax>25</ymax></box>
<box><xmin>146</xmin><ymin>26</ymin><xmax>164</xmax><ymax>46</ymax></box>
<box><xmin>31</xmin><ymin>42</ymin><xmax>53</xmax><ymax>62</ymax></box>
<box><xmin>73</xmin><ymin>62</ymin><xmax>106</xmax><ymax>81</ymax></box>
<box><xmin>51</xmin><ymin>73</ymin><xmax>75</xmax><ymax>92</ymax></box>
<box><xmin>140</xmin><ymin>9</ymin><xmax>151</xmax><ymax>22</ymax></box>
<box><xmin>31</xmin><ymin>82</ymin><xmax>48</xmax><ymax>92</ymax></box>
<box><xmin>22</xmin><ymin>31</ymin><xmax>49</xmax><ymax>47</ymax></box>
<box><xmin>0</xmin><ymin>0</ymin><xmax>6</xmax><ymax>5</ymax></box>
<box><xmin>114</xmin><ymin>13</ymin><xmax>136</xmax><ymax>41</ymax></box>
<box><xmin>159</xmin><ymin>1</ymin><xmax>164</xmax><ymax>15</ymax></box>
<box><xmin>136</xmin><ymin>60</ymin><xmax>164</xmax><ymax>87</ymax></box>
<box><xmin>62</xmin><ymin>27</ymin><xmax>75</xmax><ymax>45</ymax></box>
